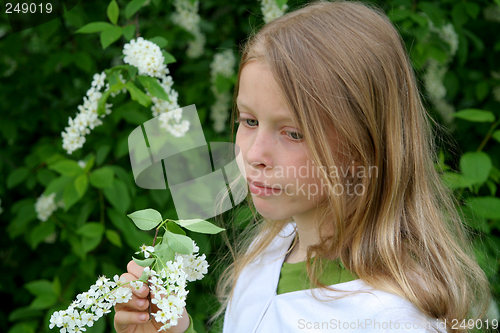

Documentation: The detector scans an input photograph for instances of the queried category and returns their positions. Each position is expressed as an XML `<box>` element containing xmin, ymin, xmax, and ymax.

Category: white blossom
<box><xmin>123</xmin><ymin>37</ymin><xmax>167</xmax><ymax>78</ymax></box>
<box><xmin>484</xmin><ymin>5</ymin><xmax>500</xmax><ymax>23</ymax></box>
<box><xmin>140</xmin><ymin>244</ymin><xmax>155</xmax><ymax>258</ymax></box>
<box><xmin>35</xmin><ymin>192</ymin><xmax>58</xmax><ymax>222</ymax></box>
<box><xmin>171</xmin><ymin>0</ymin><xmax>205</xmax><ymax>58</ymax></box>
<box><xmin>50</xmin><ymin>242</ymin><xmax>208</xmax><ymax>332</ymax></box>
<box><xmin>61</xmin><ymin>71</ymin><xmax>114</xmax><ymax>154</ymax></box>
<box><xmin>210</xmin><ymin>50</ymin><xmax>236</xmax><ymax>133</ymax></box>
<box><xmin>424</xmin><ymin>59</ymin><xmax>447</xmax><ymax>101</ymax></box>
<box><xmin>261</xmin><ymin>0</ymin><xmax>288</xmax><ymax>24</ymax></box>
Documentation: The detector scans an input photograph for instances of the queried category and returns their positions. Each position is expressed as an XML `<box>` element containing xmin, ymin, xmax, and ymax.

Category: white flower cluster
<box><xmin>123</xmin><ymin>38</ymin><xmax>188</xmax><ymax>137</ymax></box>
<box><xmin>484</xmin><ymin>5</ymin><xmax>500</xmax><ymax>22</ymax></box>
<box><xmin>159</xmin><ymin>108</ymin><xmax>190</xmax><ymax>137</ymax></box>
<box><xmin>210</xmin><ymin>50</ymin><xmax>236</xmax><ymax>133</ymax></box>
<box><xmin>423</xmin><ymin>59</ymin><xmax>455</xmax><ymax>124</ymax></box>
<box><xmin>421</xmin><ymin>17</ymin><xmax>459</xmax><ymax>125</ymax></box>
<box><xmin>171</xmin><ymin>0</ymin><xmax>205</xmax><ymax>58</ymax></box>
<box><xmin>49</xmin><ymin>275</ymin><xmax>133</xmax><ymax>333</ymax></box>
<box><xmin>261</xmin><ymin>0</ymin><xmax>288</xmax><ymax>24</ymax></box>
<box><xmin>49</xmin><ymin>242</ymin><xmax>208</xmax><ymax>332</ymax></box>
<box><xmin>35</xmin><ymin>192</ymin><xmax>58</xmax><ymax>222</ymax></box>
<box><xmin>491</xmin><ymin>71</ymin><xmax>500</xmax><ymax>103</ymax></box>
<box><xmin>123</xmin><ymin>37</ymin><xmax>168</xmax><ymax>78</ymax></box>
<box><xmin>61</xmin><ymin>72</ymin><xmax>113</xmax><ymax>154</ymax></box>
<box><xmin>427</xmin><ymin>21</ymin><xmax>458</xmax><ymax>57</ymax></box>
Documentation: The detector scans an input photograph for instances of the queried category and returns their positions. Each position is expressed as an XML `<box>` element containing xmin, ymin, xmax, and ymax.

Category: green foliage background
<box><xmin>1</xmin><ymin>0</ymin><xmax>500</xmax><ymax>332</ymax></box>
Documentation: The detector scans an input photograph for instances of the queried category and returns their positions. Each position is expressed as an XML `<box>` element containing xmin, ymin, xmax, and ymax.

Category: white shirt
<box><xmin>223</xmin><ymin>223</ymin><xmax>447</xmax><ymax>333</ymax></box>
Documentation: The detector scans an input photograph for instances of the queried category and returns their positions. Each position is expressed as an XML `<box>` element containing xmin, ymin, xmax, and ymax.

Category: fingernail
<box><xmin>139</xmin><ymin>285</ymin><xmax>148</xmax><ymax>294</ymax></box>
<box><xmin>137</xmin><ymin>299</ymin><xmax>145</xmax><ymax>307</ymax></box>
<box><xmin>138</xmin><ymin>313</ymin><xmax>147</xmax><ymax>321</ymax></box>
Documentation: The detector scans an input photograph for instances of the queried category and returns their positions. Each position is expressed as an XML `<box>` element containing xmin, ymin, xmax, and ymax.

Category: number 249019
<box><xmin>5</xmin><ymin>2</ymin><xmax>53</xmax><ymax>14</ymax></box>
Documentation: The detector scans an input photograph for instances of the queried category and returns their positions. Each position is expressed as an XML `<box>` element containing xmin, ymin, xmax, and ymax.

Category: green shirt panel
<box><xmin>277</xmin><ymin>258</ymin><xmax>357</xmax><ymax>295</ymax></box>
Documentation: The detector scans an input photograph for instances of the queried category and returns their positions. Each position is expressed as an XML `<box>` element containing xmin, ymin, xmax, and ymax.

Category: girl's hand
<box><xmin>114</xmin><ymin>261</ymin><xmax>191</xmax><ymax>333</ymax></box>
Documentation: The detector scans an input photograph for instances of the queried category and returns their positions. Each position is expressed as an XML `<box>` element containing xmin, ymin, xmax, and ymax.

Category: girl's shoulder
<box><xmin>271</xmin><ymin>281</ymin><xmax>446</xmax><ymax>332</ymax></box>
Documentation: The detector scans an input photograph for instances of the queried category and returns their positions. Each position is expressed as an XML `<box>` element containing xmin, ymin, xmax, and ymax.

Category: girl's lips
<box><xmin>247</xmin><ymin>180</ymin><xmax>282</xmax><ymax>197</ymax></box>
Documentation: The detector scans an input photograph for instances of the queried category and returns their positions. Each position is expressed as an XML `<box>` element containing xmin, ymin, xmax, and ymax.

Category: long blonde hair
<box><xmin>215</xmin><ymin>1</ymin><xmax>490</xmax><ymax>330</ymax></box>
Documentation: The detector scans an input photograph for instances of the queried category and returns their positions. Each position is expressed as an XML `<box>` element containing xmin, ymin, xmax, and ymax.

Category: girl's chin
<box><xmin>253</xmin><ymin>199</ymin><xmax>291</xmax><ymax>221</ymax></box>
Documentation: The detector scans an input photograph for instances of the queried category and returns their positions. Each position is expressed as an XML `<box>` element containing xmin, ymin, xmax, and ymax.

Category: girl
<box><xmin>114</xmin><ymin>1</ymin><xmax>491</xmax><ymax>332</ymax></box>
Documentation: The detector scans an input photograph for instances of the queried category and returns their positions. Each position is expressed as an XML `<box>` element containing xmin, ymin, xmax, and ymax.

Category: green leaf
<box><xmin>125</xmin><ymin>0</ymin><xmax>147</xmax><ymax>19</ymax></box>
<box><xmin>76</xmin><ymin>22</ymin><xmax>114</xmax><ymax>34</ymax></box>
<box><xmin>103</xmin><ymin>179</ymin><xmax>130</xmax><ymax>213</ymax></box>
<box><xmin>465</xmin><ymin>2</ymin><xmax>480</xmax><ymax>19</ymax></box>
<box><xmin>492</xmin><ymin>130</ymin><xmax>500</xmax><ymax>144</ymax></box>
<box><xmin>25</xmin><ymin>280</ymin><xmax>53</xmax><ymax>296</ymax></box>
<box><xmin>107</xmin><ymin>0</ymin><xmax>119</xmax><ymax>25</ymax></box>
<box><xmin>82</xmin><ymin>234</ymin><xmax>103</xmax><ymax>253</ymax></box>
<box><xmin>175</xmin><ymin>219</ymin><xmax>225</xmax><ymax>234</ymax></box>
<box><xmin>96</xmin><ymin>145</ymin><xmax>111</xmax><ymax>166</ymax></box>
<box><xmin>97</xmin><ymin>88</ymin><xmax>113</xmax><ymax>116</ymax></box>
<box><xmin>453</xmin><ymin>109</ymin><xmax>495</xmax><ymax>123</ymax></box>
<box><xmin>133</xmin><ymin>257</ymin><xmax>155</xmax><ymax>267</ymax></box>
<box><xmin>122</xmin><ymin>25</ymin><xmax>136</xmax><ymax>41</ymax></box>
<box><xmin>63</xmin><ymin>179</ymin><xmax>81</xmax><ymax>211</ymax></box>
<box><xmin>124</xmin><ymin>81</ymin><xmax>151</xmax><ymax>107</ymax></box>
<box><xmin>29</xmin><ymin>220</ymin><xmax>55</xmax><ymax>249</ymax></box>
<box><xmin>275</xmin><ymin>0</ymin><xmax>287</xmax><ymax>9</ymax></box>
<box><xmin>7</xmin><ymin>167</ymin><xmax>29</xmax><ymax>189</ymax></box>
<box><xmin>467</xmin><ymin>197</ymin><xmax>500</xmax><ymax>220</ymax></box>
<box><xmin>441</xmin><ymin>172</ymin><xmax>472</xmax><ymax>190</ymax></box>
<box><xmin>36</xmin><ymin>169</ymin><xmax>57</xmax><ymax>186</ymax></box>
<box><xmin>106</xmin><ymin>229</ymin><xmax>122</xmax><ymax>248</ymax></box>
<box><xmin>89</xmin><ymin>167</ymin><xmax>115</xmax><ymax>188</ymax></box>
<box><xmin>475</xmin><ymin>81</ymin><xmax>489</xmax><ymax>101</ymax></box>
<box><xmin>149</xmin><ymin>36</ymin><xmax>168</xmax><ymax>48</ymax></box>
<box><xmin>460</xmin><ymin>152</ymin><xmax>492</xmax><ymax>185</ymax></box>
<box><xmin>127</xmin><ymin>209</ymin><xmax>163</xmax><ymax>230</ymax></box>
<box><xmin>74</xmin><ymin>174</ymin><xmax>88</xmax><ymax>197</ymax></box>
<box><xmin>136</xmin><ymin>75</ymin><xmax>169</xmax><ymax>101</ymax></box>
<box><xmin>163</xmin><ymin>231</ymin><xmax>193</xmax><ymax>254</ymax></box>
<box><xmin>162</xmin><ymin>51</ymin><xmax>176</xmax><ymax>65</ymax></box>
<box><xmin>77</xmin><ymin>223</ymin><xmax>105</xmax><ymax>238</ymax></box>
<box><xmin>48</xmin><ymin>159</ymin><xmax>82</xmax><ymax>176</ymax></box>
<box><xmin>29</xmin><ymin>293</ymin><xmax>57</xmax><ymax>309</ymax></box>
<box><xmin>100</xmin><ymin>26</ymin><xmax>123</xmax><ymax>50</ymax></box>
<box><xmin>8</xmin><ymin>307</ymin><xmax>42</xmax><ymax>322</ymax></box>
<box><xmin>167</xmin><ymin>221</ymin><xmax>185</xmax><ymax>235</ymax></box>
<box><xmin>417</xmin><ymin>2</ymin><xmax>444</xmax><ymax>28</ymax></box>
<box><xmin>154</xmin><ymin>243</ymin><xmax>175</xmax><ymax>264</ymax></box>
<box><xmin>8</xmin><ymin>322</ymin><xmax>36</xmax><ymax>333</ymax></box>
<box><xmin>83</xmin><ymin>155</ymin><xmax>95</xmax><ymax>173</ymax></box>
<box><xmin>44</xmin><ymin>175</ymin><xmax>72</xmax><ymax>197</ymax></box>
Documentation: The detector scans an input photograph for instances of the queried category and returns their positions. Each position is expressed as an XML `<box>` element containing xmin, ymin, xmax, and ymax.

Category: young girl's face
<box><xmin>236</xmin><ymin>61</ymin><xmax>328</xmax><ymax>221</ymax></box>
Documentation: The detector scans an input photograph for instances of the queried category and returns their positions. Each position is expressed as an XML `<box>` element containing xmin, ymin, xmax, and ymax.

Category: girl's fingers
<box><xmin>127</xmin><ymin>260</ymin><xmax>145</xmax><ymax>278</ymax></box>
<box><xmin>114</xmin><ymin>293</ymin><xmax>149</xmax><ymax>312</ymax></box>
<box><xmin>114</xmin><ymin>309</ymin><xmax>150</xmax><ymax>329</ymax></box>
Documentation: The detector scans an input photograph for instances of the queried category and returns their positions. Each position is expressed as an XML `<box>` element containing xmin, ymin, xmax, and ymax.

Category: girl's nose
<box><xmin>245</xmin><ymin>130</ymin><xmax>274</xmax><ymax>170</ymax></box>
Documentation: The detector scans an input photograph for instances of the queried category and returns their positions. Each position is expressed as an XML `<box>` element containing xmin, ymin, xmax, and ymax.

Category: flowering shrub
<box><xmin>2</xmin><ymin>1</ymin><xmax>500</xmax><ymax>333</ymax></box>
<box><xmin>49</xmin><ymin>208</ymin><xmax>221</xmax><ymax>333</ymax></box>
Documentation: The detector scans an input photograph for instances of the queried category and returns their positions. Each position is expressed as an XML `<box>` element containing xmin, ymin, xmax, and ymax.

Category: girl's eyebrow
<box><xmin>237</xmin><ymin>100</ymin><xmax>296</xmax><ymax>123</ymax></box>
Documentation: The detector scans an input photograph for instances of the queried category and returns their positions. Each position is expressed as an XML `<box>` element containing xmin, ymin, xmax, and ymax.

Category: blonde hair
<box><xmin>214</xmin><ymin>1</ymin><xmax>490</xmax><ymax>331</ymax></box>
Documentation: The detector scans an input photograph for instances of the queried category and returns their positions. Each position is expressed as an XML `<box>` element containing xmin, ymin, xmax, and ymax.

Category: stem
<box><xmin>152</xmin><ymin>227</ymin><xmax>160</xmax><ymax>247</ymax></box>
<box><xmin>135</xmin><ymin>12</ymin><xmax>140</xmax><ymax>38</ymax></box>
<box><xmin>476</xmin><ymin>119</ymin><xmax>500</xmax><ymax>152</ymax></box>
<box><xmin>99</xmin><ymin>190</ymin><xmax>105</xmax><ymax>224</ymax></box>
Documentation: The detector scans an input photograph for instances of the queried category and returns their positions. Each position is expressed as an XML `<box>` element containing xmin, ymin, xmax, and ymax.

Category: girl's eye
<box><xmin>286</xmin><ymin>131</ymin><xmax>304</xmax><ymax>141</ymax></box>
<box><xmin>236</xmin><ymin>117</ymin><xmax>258</xmax><ymax>127</ymax></box>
